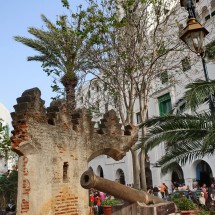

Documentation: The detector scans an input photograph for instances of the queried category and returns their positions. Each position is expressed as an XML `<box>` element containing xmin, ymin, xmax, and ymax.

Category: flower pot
<box><xmin>180</xmin><ymin>210</ymin><xmax>196</xmax><ymax>215</ymax></box>
<box><xmin>102</xmin><ymin>205</ymin><xmax>112</xmax><ymax>215</ymax></box>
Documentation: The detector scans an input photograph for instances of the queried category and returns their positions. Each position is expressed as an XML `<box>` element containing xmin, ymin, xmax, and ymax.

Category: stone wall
<box><xmin>112</xmin><ymin>202</ymin><xmax>176</xmax><ymax>215</ymax></box>
<box><xmin>11</xmin><ymin>88</ymin><xmax>138</xmax><ymax>215</ymax></box>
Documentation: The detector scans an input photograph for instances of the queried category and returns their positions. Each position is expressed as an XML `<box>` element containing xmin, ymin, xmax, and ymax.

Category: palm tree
<box><xmin>140</xmin><ymin>79</ymin><xmax>215</xmax><ymax>173</ymax></box>
<box><xmin>14</xmin><ymin>13</ymin><xmax>89</xmax><ymax>114</ymax></box>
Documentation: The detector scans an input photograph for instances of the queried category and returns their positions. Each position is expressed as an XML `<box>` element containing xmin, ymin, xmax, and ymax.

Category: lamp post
<box><xmin>179</xmin><ymin>0</ymin><xmax>215</xmax><ymax>114</ymax></box>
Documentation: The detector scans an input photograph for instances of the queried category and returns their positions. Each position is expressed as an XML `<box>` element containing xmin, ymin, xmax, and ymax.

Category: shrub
<box><xmin>197</xmin><ymin>210</ymin><xmax>210</xmax><ymax>215</ymax></box>
<box><xmin>172</xmin><ymin>195</ymin><xmax>195</xmax><ymax>211</ymax></box>
<box><xmin>101</xmin><ymin>199</ymin><xmax>120</xmax><ymax>206</ymax></box>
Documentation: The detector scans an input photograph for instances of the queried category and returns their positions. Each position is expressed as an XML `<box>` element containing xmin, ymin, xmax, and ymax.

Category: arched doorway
<box><xmin>115</xmin><ymin>169</ymin><xmax>125</xmax><ymax>185</ymax></box>
<box><xmin>138</xmin><ymin>152</ymin><xmax>153</xmax><ymax>188</ymax></box>
<box><xmin>172</xmin><ymin>164</ymin><xmax>184</xmax><ymax>185</ymax></box>
<box><xmin>196</xmin><ymin>160</ymin><xmax>213</xmax><ymax>187</ymax></box>
<box><xmin>96</xmin><ymin>165</ymin><xmax>104</xmax><ymax>178</ymax></box>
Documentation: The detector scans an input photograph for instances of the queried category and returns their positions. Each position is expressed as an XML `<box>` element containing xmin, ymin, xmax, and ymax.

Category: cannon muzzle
<box><xmin>80</xmin><ymin>169</ymin><xmax>165</xmax><ymax>205</ymax></box>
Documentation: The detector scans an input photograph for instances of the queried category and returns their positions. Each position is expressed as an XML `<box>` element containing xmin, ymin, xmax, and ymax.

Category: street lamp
<box><xmin>179</xmin><ymin>1</ymin><xmax>215</xmax><ymax>113</ymax></box>
<box><xmin>180</xmin><ymin>18</ymin><xmax>209</xmax><ymax>55</ymax></box>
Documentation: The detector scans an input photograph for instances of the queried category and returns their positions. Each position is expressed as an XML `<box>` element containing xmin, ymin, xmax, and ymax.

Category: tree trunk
<box><xmin>140</xmin><ymin>147</ymin><xmax>147</xmax><ymax>191</ymax></box>
<box><xmin>139</xmin><ymin>93</ymin><xmax>148</xmax><ymax>191</ymax></box>
<box><xmin>130</xmin><ymin>148</ymin><xmax>140</xmax><ymax>189</ymax></box>
<box><xmin>61</xmin><ymin>74</ymin><xmax>78</xmax><ymax>116</ymax></box>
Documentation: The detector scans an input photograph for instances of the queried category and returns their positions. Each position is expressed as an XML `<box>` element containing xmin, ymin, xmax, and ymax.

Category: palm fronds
<box><xmin>141</xmin><ymin>111</ymin><xmax>215</xmax><ymax>172</ymax></box>
<box><xmin>184</xmin><ymin>80</ymin><xmax>215</xmax><ymax>111</ymax></box>
<box><xmin>140</xmin><ymin>112</ymin><xmax>212</xmax><ymax>151</ymax></box>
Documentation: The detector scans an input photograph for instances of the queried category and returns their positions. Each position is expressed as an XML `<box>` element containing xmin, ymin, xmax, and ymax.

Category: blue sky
<box><xmin>0</xmin><ymin>0</ymin><xmax>85</xmax><ymax>113</ymax></box>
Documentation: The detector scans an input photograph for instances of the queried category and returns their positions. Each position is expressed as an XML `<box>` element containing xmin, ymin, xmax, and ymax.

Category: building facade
<box><xmin>86</xmin><ymin>0</ymin><xmax>215</xmax><ymax>191</ymax></box>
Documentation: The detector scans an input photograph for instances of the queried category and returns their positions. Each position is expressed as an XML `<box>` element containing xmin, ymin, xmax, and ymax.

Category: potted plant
<box><xmin>101</xmin><ymin>199</ymin><xmax>120</xmax><ymax>215</ymax></box>
<box><xmin>171</xmin><ymin>193</ymin><xmax>196</xmax><ymax>215</ymax></box>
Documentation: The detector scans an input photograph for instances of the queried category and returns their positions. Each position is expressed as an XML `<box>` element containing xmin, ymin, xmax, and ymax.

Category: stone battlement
<box><xmin>11</xmin><ymin>88</ymin><xmax>138</xmax><ymax>215</ymax></box>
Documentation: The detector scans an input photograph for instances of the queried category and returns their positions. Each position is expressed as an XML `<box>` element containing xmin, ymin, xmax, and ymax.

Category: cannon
<box><xmin>80</xmin><ymin>169</ymin><xmax>166</xmax><ymax>205</ymax></box>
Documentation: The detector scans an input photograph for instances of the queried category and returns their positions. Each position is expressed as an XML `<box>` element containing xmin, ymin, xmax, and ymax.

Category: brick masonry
<box><xmin>11</xmin><ymin>88</ymin><xmax>138</xmax><ymax>215</ymax></box>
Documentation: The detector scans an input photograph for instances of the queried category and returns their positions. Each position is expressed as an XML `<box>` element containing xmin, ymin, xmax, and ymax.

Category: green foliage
<box><xmin>14</xmin><ymin>9</ymin><xmax>90</xmax><ymax>99</ymax></box>
<box><xmin>0</xmin><ymin>120</ymin><xmax>12</xmax><ymax>159</ymax></box>
<box><xmin>61</xmin><ymin>0</ymin><xmax>70</xmax><ymax>9</ymax></box>
<box><xmin>0</xmin><ymin>170</ymin><xmax>18</xmax><ymax>207</ymax></box>
<box><xmin>184</xmin><ymin>80</ymin><xmax>215</xmax><ymax>111</ymax></box>
<box><xmin>171</xmin><ymin>194</ymin><xmax>195</xmax><ymax>211</ymax></box>
<box><xmin>0</xmin><ymin>133</ymin><xmax>11</xmax><ymax>159</ymax></box>
<box><xmin>101</xmin><ymin>199</ymin><xmax>120</xmax><ymax>206</ymax></box>
<box><xmin>197</xmin><ymin>210</ymin><xmax>210</xmax><ymax>215</ymax></box>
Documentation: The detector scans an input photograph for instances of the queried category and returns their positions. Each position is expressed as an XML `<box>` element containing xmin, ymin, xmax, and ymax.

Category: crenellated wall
<box><xmin>11</xmin><ymin>88</ymin><xmax>138</xmax><ymax>215</ymax></box>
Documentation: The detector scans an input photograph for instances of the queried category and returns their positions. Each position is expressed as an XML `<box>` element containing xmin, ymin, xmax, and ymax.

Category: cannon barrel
<box><xmin>80</xmin><ymin>170</ymin><xmax>165</xmax><ymax>205</ymax></box>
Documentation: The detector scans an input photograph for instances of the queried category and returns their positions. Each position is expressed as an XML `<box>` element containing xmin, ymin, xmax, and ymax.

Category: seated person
<box><xmin>199</xmin><ymin>192</ymin><xmax>206</xmax><ymax>208</ymax></box>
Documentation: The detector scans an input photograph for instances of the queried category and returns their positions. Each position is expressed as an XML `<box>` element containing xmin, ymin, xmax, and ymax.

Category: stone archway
<box><xmin>96</xmin><ymin>165</ymin><xmax>104</xmax><ymax>178</ymax></box>
<box><xmin>172</xmin><ymin>164</ymin><xmax>184</xmax><ymax>185</ymax></box>
<box><xmin>115</xmin><ymin>169</ymin><xmax>125</xmax><ymax>185</ymax></box>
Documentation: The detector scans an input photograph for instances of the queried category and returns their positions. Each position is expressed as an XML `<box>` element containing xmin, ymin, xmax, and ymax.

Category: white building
<box><xmin>0</xmin><ymin>103</ymin><xmax>12</xmax><ymax>175</ymax></box>
<box><xmin>76</xmin><ymin>0</ymin><xmax>215</xmax><ymax>192</ymax></box>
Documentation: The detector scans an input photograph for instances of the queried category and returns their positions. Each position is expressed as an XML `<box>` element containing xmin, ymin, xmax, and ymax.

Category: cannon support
<box><xmin>80</xmin><ymin>170</ymin><xmax>165</xmax><ymax>205</ymax></box>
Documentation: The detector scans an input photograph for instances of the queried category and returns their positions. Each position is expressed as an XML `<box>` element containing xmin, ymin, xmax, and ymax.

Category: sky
<box><xmin>0</xmin><ymin>0</ymin><xmax>85</xmax><ymax>113</ymax></box>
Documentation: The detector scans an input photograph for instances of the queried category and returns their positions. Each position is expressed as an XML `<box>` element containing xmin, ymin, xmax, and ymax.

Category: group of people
<box><xmin>89</xmin><ymin>189</ymin><xmax>113</xmax><ymax>215</ymax></box>
<box><xmin>89</xmin><ymin>181</ymin><xmax>215</xmax><ymax>213</ymax></box>
<box><xmin>147</xmin><ymin>183</ymin><xmax>169</xmax><ymax>199</ymax></box>
<box><xmin>197</xmin><ymin>183</ymin><xmax>215</xmax><ymax>210</ymax></box>
<box><xmin>157</xmin><ymin>181</ymin><xmax>215</xmax><ymax>211</ymax></box>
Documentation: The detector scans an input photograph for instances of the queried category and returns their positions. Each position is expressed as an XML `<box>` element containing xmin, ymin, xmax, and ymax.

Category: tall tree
<box><xmin>80</xmin><ymin>0</ymin><xmax>189</xmax><ymax>190</ymax></box>
<box><xmin>14</xmin><ymin>11</ymin><xmax>90</xmax><ymax>114</ymax></box>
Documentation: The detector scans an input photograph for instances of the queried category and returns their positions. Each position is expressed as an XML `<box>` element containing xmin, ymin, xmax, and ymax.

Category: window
<box><xmin>105</xmin><ymin>103</ymin><xmax>108</xmax><ymax>113</ymax></box>
<box><xmin>96</xmin><ymin>85</ymin><xmax>100</xmax><ymax>92</ymax></box>
<box><xmin>211</xmin><ymin>11</ymin><xmax>215</xmax><ymax>17</ymax></box>
<box><xmin>179</xmin><ymin>103</ymin><xmax>186</xmax><ymax>114</ymax></box>
<box><xmin>80</xmin><ymin>96</ymin><xmax>83</xmax><ymax>104</ymax></box>
<box><xmin>96</xmin><ymin>101</ymin><xmax>100</xmax><ymax>111</ymax></box>
<box><xmin>161</xmin><ymin>71</ymin><xmax>168</xmax><ymax>84</ymax></box>
<box><xmin>158</xmin><ymin>93</ymin><xmax>172</xmax><ymax>116</ymax></box>
<box><xmin>114</xmin><ymin>96</ymin><xmax>118</xmax><ymax>108</ymax></box>
<box><xmin>104</xmin><ymin>83</ymin><xmax>107</xmax><ymax>91</ymax></box>
<box><xmin>164</xmin><ymin>8</ymin><xmax>169</xmax><ymax>15</ymax></box>
<box><xmin>176</xmin><ymin>103</ymin><xmax>186</xmax><ymax>114</ymax></box>
<box><xmin>136</xmin><ymin>112</ymin><xmax>141</xmax><ymax>124</ymax></box>
<box><xmin>181</xmin><ymin>57</ymin><xmax>191</xmax><ymax>72</ymax></box>
<box><xmin>205</xmin><ymin>15</ymin><xmax>211</xmax><ymax>21</ymax></box>
<box><xmin>63</xmin><ymin>162</ymin><xmax>69</xmax><ymax>182</ymax></box>
<box><xmin>88</xmin><ymin>90</ymin><xmax>91</xmax><ymax>98</ymax></box>
<box><xmin>5</xmin><ymin>125</ymin><xmax>9</xmax><ymax>135</ymax></box>
<box><xmin>178</xmin><ymin>24</ymin><xmax>184</xmax><ymax>34</ymax></box>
